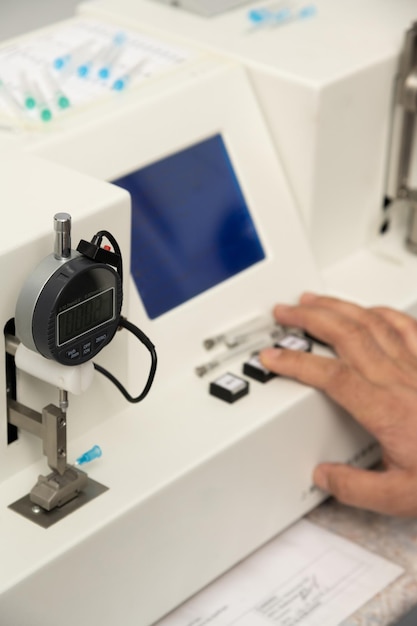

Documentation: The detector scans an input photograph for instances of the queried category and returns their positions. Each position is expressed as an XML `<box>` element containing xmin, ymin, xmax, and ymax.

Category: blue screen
<box><xmin>113</xmin><ymin>134</ymin><xmax>265</xmax><ymax>319</ymax></box>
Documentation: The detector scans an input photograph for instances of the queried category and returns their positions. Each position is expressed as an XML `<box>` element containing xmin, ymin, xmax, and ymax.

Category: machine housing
<box><xmin>0</xmin><ymin>5</ymin><xmax>416</xmax><ymax>625</ymax></box>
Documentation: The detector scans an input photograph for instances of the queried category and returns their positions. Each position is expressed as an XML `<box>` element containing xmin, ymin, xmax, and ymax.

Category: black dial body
<box><xmin>31</xmin><ymin>255</ymin><xmax>122</xmax><ymax>365</ymax></box>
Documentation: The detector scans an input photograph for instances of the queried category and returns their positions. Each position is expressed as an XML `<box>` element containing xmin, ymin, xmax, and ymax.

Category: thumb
<box><xmin>313</xmin><ymin>463</ymin><xmax>412</xmax><ymax>516</ymax></box>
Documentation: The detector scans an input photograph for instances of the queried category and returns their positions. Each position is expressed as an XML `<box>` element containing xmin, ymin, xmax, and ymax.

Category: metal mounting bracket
<box><xmin>396</xmin><ymin>21</ymin><xmax>417</xmax><ymax>252</ymax></box>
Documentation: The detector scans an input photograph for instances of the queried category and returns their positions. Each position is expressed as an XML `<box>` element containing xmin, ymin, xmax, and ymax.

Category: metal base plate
<box><xmin>8</xmin><ymin>478</ymin><xmax>108</xmax><ymax>528</ymax></box>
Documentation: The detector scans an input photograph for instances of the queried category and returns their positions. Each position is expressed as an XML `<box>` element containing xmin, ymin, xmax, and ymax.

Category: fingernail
<box><xmin>273</xmin><ymin>304</ymin><xmax>290</xmax><ymax>312</ymax></box>
<box><xmin>273</xmin><ymin>304</ymin><xmax>291</xmax><ymax>318</ymax></box>
<box><xmin>259</xmin><ymin>347</ymin><xmax>283</xmax><ymax>367</ymax></box>
<box><xmin>313</xmin><ymin>466</ymin><xmax>329</xmax><ymax>492</ymax></box>
<box><xmin>301</xmin><ymin>292</ymin><xmax>318</xmax><ymax>303</ymax></box>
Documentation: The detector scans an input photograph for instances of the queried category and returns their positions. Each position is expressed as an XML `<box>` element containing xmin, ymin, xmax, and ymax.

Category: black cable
<box><xmin>87</xmin><ymin>229</ymin><xmax>156</xmax><ymax>402</ymax></box>
<box><xmin>93</xmin><ymin>317</ymin><xmax>157</xmax><ymax>403</ymax></box>
<box><xmin>92</xmin><ymin>230</ymin><xmax>124</xmax><ymax>283</ymax></box>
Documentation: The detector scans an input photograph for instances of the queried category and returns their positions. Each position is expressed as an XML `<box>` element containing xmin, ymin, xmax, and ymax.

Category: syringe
<box><xmin>203</xmin><ymin>315</ymin><xmax>281</xmax><ymax>350</ymax></box>
<box><xmin>195</xmin><ymin>337</ymin><xmax>276</xmax><ymax>377</ymax></box>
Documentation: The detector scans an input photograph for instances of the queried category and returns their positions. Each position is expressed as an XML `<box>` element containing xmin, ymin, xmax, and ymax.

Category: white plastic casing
<box><xmin>15</xmin><ymin>344</ymin><xmax>95</xmax><ymax>394</ymax></box>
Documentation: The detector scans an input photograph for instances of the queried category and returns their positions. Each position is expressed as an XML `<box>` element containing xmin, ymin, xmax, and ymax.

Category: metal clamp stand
<box><xmin>6</xmin><ymin>334</ymin><xmax>107</xmax><ymax>528</ymax></box>
<box><xmin>396</xmin><ymin>21</ymin><xmax>417</xmax><ymax>252</ymax></box>
<box><xmin>8</xmin><ymin>398</ymin><xmax>88</xmax><ymax>511</ymax></box>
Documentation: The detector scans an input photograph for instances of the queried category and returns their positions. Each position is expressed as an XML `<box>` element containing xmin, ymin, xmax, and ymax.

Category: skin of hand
<box><xmin>259</xmin><ymin>292</ymin><xmax>417</xmax><ymax>517</ymax></box>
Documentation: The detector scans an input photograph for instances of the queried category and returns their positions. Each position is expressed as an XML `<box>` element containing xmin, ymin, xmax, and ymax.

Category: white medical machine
<box><xmin>80</xmin><ymin>0</ymin><xmax>417</xmax><ymax>269</ymax></box>
<box><xmin>0</xmin><ymin>3</ymin><xmax>416</xmax><ymax>625</ymax></box>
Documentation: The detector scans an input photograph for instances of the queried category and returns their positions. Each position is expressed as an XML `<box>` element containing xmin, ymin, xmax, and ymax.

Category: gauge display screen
<box><xmin>57</xmin><ymin>288</ymin><xmax>114</xmax><ymax>346</ymax></box>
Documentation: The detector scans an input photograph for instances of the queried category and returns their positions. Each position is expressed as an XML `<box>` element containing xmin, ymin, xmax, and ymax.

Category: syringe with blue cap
<box><xmin>273</xmin><ymin>7</ymin><xmax>292</xmax><ymax>23</ymax></box>
<box><xmin>111</xmin><ymin>56</ymin><xmax>147</xmax><ymax>92</ymax></box>
<box><xmin>53</xmin><ymin>40</ymin><xmax>93</xmax><ymax>74</ymax></box>
<box><xmin>298</xmin><ymin>5</ymin><xmax>317</xmax><ymax>20</ymax></box>
<box><xmin>42</xmin><ymin>68</ymin><xmax>71</xmax><ymax>111</ymax></box>
<box><xmin>30</xmin><ymin>79</ymin><xmax>53</xmax><ymax>122</ymax></box>
<box><xmin>77</xmin><ymin>32</ymin><xmax>126</xmax><ymax>79</ymax></box>
<box><xmin>247</xmin><ymin>8</ymin><xmax>272</xmax><ymax>25</ymax></box>
<box><xmin>97</xmin><ymin>32</ymin><xmax>126</xmax><ymax>80</ymax></box>
<box><xmin>53</xmin><ymin>53</ymin><xmax>71</xmax><ymax>72</ymax></box>
<box><xmin>19</xmin><ymin>71</ymin><xmax>37</xmax><ymax>111</ymax></box>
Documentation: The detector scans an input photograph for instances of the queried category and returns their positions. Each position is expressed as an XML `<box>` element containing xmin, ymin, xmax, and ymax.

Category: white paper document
<box><xmin>155</xmin><ymin>519</ymin><xmax>403</xmax><ymax>626</ymax></box>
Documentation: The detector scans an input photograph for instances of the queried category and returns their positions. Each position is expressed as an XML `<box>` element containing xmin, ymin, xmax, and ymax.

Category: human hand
<box><xmin>259</xmin><ymin>292</ymin><xmax>417</xmax><ymax>516</ymax></box>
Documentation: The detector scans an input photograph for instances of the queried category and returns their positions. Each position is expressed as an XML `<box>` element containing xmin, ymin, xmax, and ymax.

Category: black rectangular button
<box><xmin>243</xmin><ymin>355</ymin><xmax>276</xmax><ymax>383</ymax></box>
<box><xmin>209</xmin><ymin>373</ymin><xmax>249</xmax><ymax>403</ymax></box>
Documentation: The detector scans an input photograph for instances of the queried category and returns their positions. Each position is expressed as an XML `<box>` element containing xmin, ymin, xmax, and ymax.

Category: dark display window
<box><xmin>113</xmin><ymin>134</ymin><xmax>265</xmax><ymax>319</ymax></box>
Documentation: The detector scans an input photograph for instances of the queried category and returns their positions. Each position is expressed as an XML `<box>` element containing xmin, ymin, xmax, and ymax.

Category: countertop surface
<box><xmin>307</xmin><ymin>499</ymin><xmax>417</xmax><ymax>625</ymax></box>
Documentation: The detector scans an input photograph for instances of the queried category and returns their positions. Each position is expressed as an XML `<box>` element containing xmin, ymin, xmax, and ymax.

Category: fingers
<box><xmin>301</xmin><ymin>295</ymin><xmax>417</xmax><ymax>372</ymax></box>
<box><xmin>313</xmin><ymin>463</ymin><xmax>417</xmax><ymax>517</ymax></box>
<box><xmin>372</xmin><ymin>306</ymin><xmax>417</xmax><ymax>358</ymax></box>
<box><xmin>272</xmin><ymin>295</ymin><xmax>417</xmax><ymax>387</ymax></box>
<box><xmin>260</xmin><ymin>347</ymin><xmax>352</xmax><ymax>393</ymax></box>
<box><xmin>259</xmin><ymin>347</ymin><xmax>417</xmax><ymax>439</ymax></box>
<box><xmin>267</xmin><ymin>293</ymin><xmax>417</xmax><ymax>517</ymax></box>
<box><xmin>302</xmin><ymin>295</ymin><xmax>403</xmax><ymax>355</ymax></box>
<box><xmin>299</xmin><ymin>295</ymin><xmax>417</xmax><ymax>359</ymax></box>
<box><xmin>259</xmin><ymin>348</ymin><xmax>371</xmax><ymax>430</ymax></box>
<box><xmin>273</xmin><ymin>300</ymin><xmax>381</xmax><ymax>366</ymax></box>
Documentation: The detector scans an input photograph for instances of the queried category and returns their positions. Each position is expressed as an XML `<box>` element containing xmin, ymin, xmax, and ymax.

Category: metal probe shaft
<box><xmin>54</xmin><ymin>212</ymin><xmax>71</xmax><ymax>259</ymax></box>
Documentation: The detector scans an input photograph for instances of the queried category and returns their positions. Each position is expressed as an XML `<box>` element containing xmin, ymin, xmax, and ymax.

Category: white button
<box><xmin>215</xmin><ymin>373</ymin><xmax>247</xmax><ymax>394</ymax></box>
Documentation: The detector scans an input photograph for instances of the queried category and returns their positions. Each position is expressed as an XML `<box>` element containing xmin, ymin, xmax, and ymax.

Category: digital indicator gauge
<box><xmin>15</xmin><ymin>213</ymin><xmax>123</xmax><ymax>366</ymax></box>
